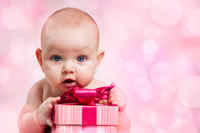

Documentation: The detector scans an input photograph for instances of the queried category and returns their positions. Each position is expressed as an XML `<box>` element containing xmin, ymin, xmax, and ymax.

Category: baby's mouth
<box><xmin>62</xmin><ymin>79</ymin><xmax>76</xmax><ymax>88</ymax></box>
<box><xmin>63</xmin><ymin>79</ymin><xmax>75</xmax><ymax>83</ymax></box>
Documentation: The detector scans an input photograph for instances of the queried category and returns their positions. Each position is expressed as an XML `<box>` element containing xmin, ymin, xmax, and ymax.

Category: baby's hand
<box><xmin>36</xmin><ymin>97</ymin><xmax>60</xmax><ymax>127</ymax></box>
<box><xmin>108</xmin><ymin>87</ymin><xmax>127</xmax><ymax>112</ymax></box>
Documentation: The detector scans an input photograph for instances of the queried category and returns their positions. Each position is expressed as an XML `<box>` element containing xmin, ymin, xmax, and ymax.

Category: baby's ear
<box><xmin>95</xmin><ymin>49</ymin><xmax>105</xmax><ymax>72</ymax></box>
<box><xmin>35</xmin><ymin>48</ymin><xmax>44</xmax><ymax>72</ymax></box>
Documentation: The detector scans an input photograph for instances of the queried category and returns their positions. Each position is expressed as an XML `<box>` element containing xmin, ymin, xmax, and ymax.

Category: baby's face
<box><xmin>40</xmin><ymin>24</ymin><xmax>100</xmax><ymax>93</ymax></box>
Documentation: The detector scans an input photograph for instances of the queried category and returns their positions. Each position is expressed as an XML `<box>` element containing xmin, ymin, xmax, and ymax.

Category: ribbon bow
<box><xmin>58</xmin><ymin>83</ymin><xmax>115</xmax><ymax>105</ymax></box>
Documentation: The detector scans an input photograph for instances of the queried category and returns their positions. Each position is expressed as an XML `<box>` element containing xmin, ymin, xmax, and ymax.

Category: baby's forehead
<box><xmin>45</xmin><ymin>42</ymin><xmax>98</xmax><ymax>56</ymax></box>
<box><xmin>43</xmin><ymin>26</ymin><xmax>98</xmax><ymax>50</ymax></box>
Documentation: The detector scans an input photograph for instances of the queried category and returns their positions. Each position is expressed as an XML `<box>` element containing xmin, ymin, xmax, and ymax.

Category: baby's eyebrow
<box><xmin>46</xmin><ymin>46</ymin><xmax>59</xmax><ymax>52</ymax></box>
<box><xmin>78</xmin><ymin>48</ymin><xmax>90</xmax><ymax>54</ymax></box>
<box><xmin>46</xmin><ymin>45</ymin><xmax>54</xmax><ymax>52</ymax></box>
<box><xmin>46</xmin><ymin>47</ymin><xmax>52</xmax><ymax>52</ymax></box>
<box><xmin>45</xmin><ymin>45</ymin><xmax>91</xmax><ymax>53</ymax></box>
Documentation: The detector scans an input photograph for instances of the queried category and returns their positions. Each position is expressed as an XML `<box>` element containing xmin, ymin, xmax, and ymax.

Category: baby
<box><xmin>18</xmin><ymin>7</ymin><xmax>130</xmax><ymax>133</ymax></box>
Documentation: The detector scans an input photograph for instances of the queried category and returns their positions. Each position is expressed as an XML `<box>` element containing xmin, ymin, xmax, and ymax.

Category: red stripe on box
<box><xmin>82</xmin><ymin>106</ymin><xmax>97</xmax><ymax>125</ymax></box>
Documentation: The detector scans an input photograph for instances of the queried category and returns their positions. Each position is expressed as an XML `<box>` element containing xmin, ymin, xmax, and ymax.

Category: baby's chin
<box><xmin>59</xmin><ymin>86</ymin><xmax>71</xmax><ymax>92</ymax></box>
<box><xmin>51</xmin><ymin>85</ymin><xmax>69</xmax><ymax>96</ymax></box>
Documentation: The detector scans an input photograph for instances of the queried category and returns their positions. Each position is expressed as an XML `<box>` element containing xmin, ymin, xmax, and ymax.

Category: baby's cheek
<box><xmin>77</xmin><ymin>70</ymin><xmax>94</xmax><ymax>87</ymax></box>
<box><xmin>45</xmin><ymin>69</ymin><xmax>60</xmax><ymax>85</ymax></box>
<box><xmin>78</xmin><ymin>75</ymin><xmax>92</xmax><ymax>86</ymax></box>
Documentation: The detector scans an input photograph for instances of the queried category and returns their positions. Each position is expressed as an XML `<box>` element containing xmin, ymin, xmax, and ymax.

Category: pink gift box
<box><xmin>52</xmin><ymin>104</ymin><xmax>119</xmax><ymax>133</ymax></box>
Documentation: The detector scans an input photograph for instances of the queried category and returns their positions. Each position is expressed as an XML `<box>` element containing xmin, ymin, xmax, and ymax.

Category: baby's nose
<box><xmin>62</xmin><ymin>61</ymin><xmax>75</xmax><ymax>74</ymax></box>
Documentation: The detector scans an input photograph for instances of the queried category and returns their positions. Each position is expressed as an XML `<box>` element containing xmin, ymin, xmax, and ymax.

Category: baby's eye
<box><xmin>51</xmin><ymin>55</ymin><xmax>62</xmax><ymax>62</ymax></box>
<box><xmin>77</xmin><ymin>56</ymin><xmax>85</xmax><ymax>62</ymax></box>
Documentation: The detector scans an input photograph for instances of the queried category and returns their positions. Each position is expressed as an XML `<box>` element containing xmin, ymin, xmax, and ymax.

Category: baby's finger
<box><xmin>46</xmin><ymin>118</ymin><xmax>53</xmax><ymax>127</ymax></box>
<box><xmin>112</xmin><ymin>100</ymin><xmax>126</xmax><ymax>112</ymax></box>
<box><xmin>109</xmin><ymin>100</ymin><xmax>120</xmax><ymax>107</ymax></box>
<box><xmin>48</xmin><ymin>104</ymin><xmax>53</xmax><ymax>112</ymax></box>
<box><xmin>109</xmin><ymin>87</ymin><xmax>119</xmax><ymax>95</ymax></box>
<box><xmin>109</xmin><ymin>92</ymin><xmax>116</xmax><ymax>99</ymax></box>
<box><xmin>51</xmin><ymin>97</ymin><xmax>61</xmax><ymax>105</ymax></box>
<box><xmin>99</xmin><ymin>100</ymin><xmax>108</xmax><ymax>105</ymax></box>
<box><xmin>110</xmin><ymin>95</ymin><xmax>124</xmax><ymax>101</ymax></box>
<box><xmin>109</xmin><ymin>95</ymin><xmax>126</xmax><ymax>104</ymax></box>
<box><xmin>111</xmin><ymin>99</ymin><xmax>123</xmax><ymax>104</ymax></box>
<box><xmin>110</xmin><ymin>90</ymin><xmax>124</xmax><ymax>96</ymax></box>
<box><xmin>109</xmin><ymin>87</ymin><xmax>114</xmax><ymax>94</ymax></box>
<box><xmin>108</xmin><ymin>96</ymin><xmax>121</xmax><ymax>104</ymax></box>
<box><xmin>108</xmin><ymin>96</ymin><xmax>115</xmax><ymax>103</ymax></box>
<box><xmin>108</xmin><ymin>94</ymin><xmax>115</xmax><ymax>102</ymax></box>
<box><xmin>110</xmin><ymin>92</ymin><xmax>126</xmax><ymax>101</ymax></box>
<box><xmin>111</xmin><ymin>100</ymin><xmax>124</xmax><ymax>107</ymax></box>
<box><xmin>109</xmin><ymin>93</ymin><xmax>123</xmax><ymax>101</ymax></box>
<box><xmin>109</xmin><ymin>88</ymin><xmax>122</xmax><ymax>96</ymax></box>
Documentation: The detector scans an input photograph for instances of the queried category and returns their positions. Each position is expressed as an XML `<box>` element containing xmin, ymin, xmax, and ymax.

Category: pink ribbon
<box><xmin>58</xmin><ymin>83</ymin><xmax>115</xmax><ymax>105</ymax></box>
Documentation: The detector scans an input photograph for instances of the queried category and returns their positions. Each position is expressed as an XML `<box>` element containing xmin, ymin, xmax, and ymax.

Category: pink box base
<box><xmin>52</xmin><ymin>125</ymin><xmax>117</xmax><ymax>133</ymax></box>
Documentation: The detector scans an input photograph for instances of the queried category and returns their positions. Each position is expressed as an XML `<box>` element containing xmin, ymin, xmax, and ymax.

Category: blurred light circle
<box><xmin>172</xmin><ymin>58</ymin><xmax>191</xmax><ymax>78</ymax></box>
<box><xmin>9</xmin><ymin>38</ymin><xmax>26</xmax><ymax>65</ymax></box>
<box><xmin>143</xmin><ymin>54</ymin><xmax>155</xmax><ymax>62</ymax></box>
<box><xmin>118</xmin><ymin>31</ymin><xmax>129</xmax><ymax>41</ymax></box>
<box><xmin>150</xmin><ymin>0</ymin><xmax>183</xmax><ymax>27</ymax></box>
<box><xmin>154</xmin><ymin>104</ymin><xmax>176</xmax><ymax>128</ymax></box>
<box><xmin>21</xmin><ymin>17</ymin><xmax>32</xmax><ymax>30</ymax></box>
<box><xmin>25</xmin><ymin>44</ymin><xmax>37</xmax><ymax>62</ymax></box>
<box><xmin>133</xmin><ymin>77</ymin><xmax>153</xmax><ymax>101</ymax></box>
<box><xmin>124</xmin><ymin>61</ymin><xmax>147</xmax><ymax>77</ymax></box>
<box><xmin>0</xmin><ymin>111</ymin><xmax>18</xmax><ymax>132</ymax></box>
<box><xmin>144</xmin><ymin>55</ymin><xmax>155</xmax><ymax>63</ymax></box>
<box><xmin>169</xmin><ymin>119</ymin><xmax>197</xmax><ymax>133</ymax></box>
<box><xmin>131</xmin><ymin>0</ymin><xmax>151</xmax><ymax>11</ymax></box>
<box><xmin>183</xmin><ymin>9</ymin><xmax>200</xmax><ymax>38</ymax></box>
<box><xmin>124</xmin><ymin>60</ymin><xmax>138</xmax><ymax>73</ymax></box>
<box><xmin>0</xmin><ymin>67</ymin><xmax>10</xmax><ymax>84</ymax></box>
<box><xmin>1</xmin><ymin>6</ymin><xmax>25</xmax><ymax>29</ymax></box>
<box><xmin>153</xmin><ymin>129</ymin><xmax>167</xmax><ymax>133</ymax></box>
<box><xmin>175</xmin><ymin>104</ymin><xmax>193</xmax><ymax>120</ymax></box>
<box><xmin>178</xmin><ymin>76</ymin><xmax>200</xmax><ymax>109</ymax></box>
<box><xmin>132</xmin><ymin>124</ymin><xmax>153</xmax><ymax>133</ymax></box>
<box><xmin>160</xmin><ymin>91</ymin><xmax>172</xmax><ymax>104</ymax></box>
<box><xmin>32</xmin><ymin>68</ymin><xmax>44</xmax><ymax>81</ymax></box>
<box><xmin>150</xmin><ymin>62</ymin><xmax>174</xmax><ymax>85</ymax></box>
<box><xmin>192</xmin><ymin>109</ymin><xmax>200</xmax><ymax>131</ymax></box>
<box><xmin>182</xmin><ymin>25</ymin><xmax>195</xmax><ymax>38</ymax></box>
<box><xmin>144</xmin><ymin>24</ymin><xmax>161</xmax><ymax>39</ymax></box>
<box><xmin>139</xmin><ymin>108</ymin><xmax>157</xmax><ymax>126</ymax></box>
<box><xmin>160</xmin><ymin>81</ymin><xmax>178</xmax><ymax>93</ymax></box>
<box><xmin>143</xmin><ymin>40</ymin><xmax>158</xmax><ymax>56</ymax></box>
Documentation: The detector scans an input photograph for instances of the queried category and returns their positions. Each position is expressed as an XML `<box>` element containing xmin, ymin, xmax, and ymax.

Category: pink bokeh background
<box><xmin>1</xmin><ymin>0</ymin><xmax>200</xmax><ymax>132</ymax></box>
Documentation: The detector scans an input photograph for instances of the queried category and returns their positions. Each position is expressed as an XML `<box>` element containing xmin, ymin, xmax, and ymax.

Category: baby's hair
<box><xmin>41</xmin><ymin>7</ymin><xmax>99</xmax><ymax>48</ymax></box>
<box><xmin>48</xmin><ymin>7</ymin><xmax>98</xmax><ymax>27</ymax></box>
